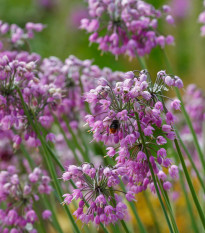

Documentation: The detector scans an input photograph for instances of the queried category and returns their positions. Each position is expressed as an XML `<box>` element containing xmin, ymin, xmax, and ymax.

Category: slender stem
<box><xmin>174</xmin><ymin>127</ymin><xmax>205</xmax><ymax>192</ymax></box>
<box><xmin>162</xmin><ymin>51</ymin><xmax>205</xmax><ymax>173</ymax></box>
<box><xmin>120</xmin><ymin>180</ymin><xmax>147</xmax><ymax>233</ymax></box>
<box><xmin>36</xmin><ymin>125</ymin><xmax>80</xmax><ymax>233</ymax></box>
<box><xmin>77</xmin><ymin>129</ymin><xmax>90</xmax><ymax>157</ymax></box>
<box><xmin>16</xmin><ymin>87</ymin><xmax>81</xmax><ymax>233</ymax></box>
<box><xmin>34</xmin><ymin>221</ymin><xmax>45</xmax><ymax>233</ymax></box>
<box><xmin>129</xmin><ymin>202</ymin><xmax>146</xmax><ymax>233</ymax></box>
<box><xmin>53</xmin><ymin>114</ymin><xmax>81</xmax><ymax>164</ymax></box>
<box><xmin>135</xmin><ymin>113</ymin><xmax>175</xmax><ymax>233</ymax></box>
<box><xmin>175</xmin><ymin>87</ymin><xmax>205</xmax><ymax>172</ymax></box>
<box><xmin>157</xmin><ymin>179</ymin><xmax>179</xmax><ymax>233</ymax></box>
<box><xmin>111</xmin><ymin>223</ymin><xmax>120</xmax><ymax>233</ymax></box>
<box><xmin>136</xmin><ymin>53</ymin><xmax>146</xmax><ymax>70</ymax></box>
<box><xmin>42</xmin><ymin>195</ymin><xmax>64</xmax><ymax>233</ymax></box>
<box><xmin>178</xmin><ymin>172</ymin><xmax>200</xmax><ymax>233</ymax></box>
<box><xmin>100</xmin><ymin>224</ymin><xmax>110</xmax><ymax>233</ymax></box>
<box><xmin>21</xmin><ymin>142</ymin><xmax>64</xmax><ymax>232</ymax></box>
<box><xmin>63</xmin><ymin>115</ymin><xmax>90</xmax><ymax>162</ymax></box>
<box><xmin>121</xmin><ymin>220</ymin><xmax>130</xmax><ymax>233</ymax></box>
<box><xmin>174</xmin><ymin>139</ymin><xmax>205</xmax><ymax>229</ymax></box>
<box><xmin>109</xmin><ymin>187</ymin><xmax>131</xmax><ymax>233</ymax></box>
<box><xmin>17</xmin><ymin>87</ymin><xmax>111</xmax><ymax>233</ymax></box>
<box><xmin>143</xmin><ymin>191</ymin><xmax>161</xmax><ymax>233</ymax></box>
<box><xmin>78</xmin><ymin>76</ymin><xmax>91</xmax><ymax>115</ymax></box>
<box><xmin>32</xmin><ymin>197</ymin><xmax>47</xmax><ymax>233</ymax></box>
<box><xmin>135</xmin><ymin>53</ymin><xmax>153</xmax><ymax>87</ymax></box>
<box><xmin>44</xmin><ymin>143</ymin><xmax>65</xmax><ymax>171</ymax></box>
<box><xmin>20</xmin><ymin>144</ymin><xmax>35</xmax><ymax>169</ymax></box>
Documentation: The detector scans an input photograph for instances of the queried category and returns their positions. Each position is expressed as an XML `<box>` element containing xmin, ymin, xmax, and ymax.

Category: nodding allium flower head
<box><xmin>62</xmin><ymin>163</ymin><xmax>132</xmax><ymax>225</ymax></box>
<box><xmin>39</xmin><ymin>55</ymin><xmax>124</xmax><ymax>131</ymax></box>
<box><xmin>85</xmin><ymin>69</ymin><xmax>181</xmax><ymax>193</ymax></box>
<box><xmin>0</xmin><ymin>166</ymin><xmax>52</xmax><ymax>232</ymax></box>
<box><xmin>198</xmin><ymin>1</ymin><xmax>205</xmax><ymax>36</ymax></box>
<box><xmin>81</xmin><ymin>0</ymin><xmax>174</xmax><ymax>57</ymax></box>
<box><xmin>0</xmin><ymin>53</ymin><xmax>62</xmax><ymax>145</ymax></box>
<box><xmin>0</xmin><ymin>50</ymin><xmax>124</xmax><ymax>147</ymax></box>
<box><xmin>85</xmin><ymin>69</ymin><xmax>183</xmax><ymax>146</ymax></box>
<box><xmin>0</xmin><ymin>20</ymin><xmax>45</xmax><ymax>50</ymax></box>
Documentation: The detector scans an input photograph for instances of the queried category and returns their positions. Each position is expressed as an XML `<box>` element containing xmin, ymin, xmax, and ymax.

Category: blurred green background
<box><xmin>0</xmin><ymin>0</ymin><xmax>204</xmax><ymax>89</ymax></box>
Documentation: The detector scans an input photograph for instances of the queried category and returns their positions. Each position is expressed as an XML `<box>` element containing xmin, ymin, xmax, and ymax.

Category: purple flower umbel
<box><xmin>62</xmin><ymin>163</ymin><xmax>133</xmax><ymax>225</ymax></box>
<box><xmin>81</xmin><ymin>0</ymin><xmax>174</xmax><ymax>57</ymax></box>
<box><xmin>84</xmin><ymin>69</ymin><xmax>182</xmax><ymax>194</ymax></box>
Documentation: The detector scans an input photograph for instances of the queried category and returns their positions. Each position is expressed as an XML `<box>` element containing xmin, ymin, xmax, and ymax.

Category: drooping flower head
<box><xmin>62</xmin><ymin>163</ymin><xmax>133</xmax><ymax>225</ymax></box>
<box><xmin>0</xmin><ymin>20</ymin><xmax>45</xmax><ymax>50</ymax></box>
<box><xmin>0</xmin><ymin>166</ymin><xmax>52</xmax><ymax>232</ymax></box>
<box><xmin>85</xmin><ymin>69</ymin><xmax>182</xmax><ymax>194</ymax></box>
<box><xmin>39</xmin><ymin>55</ymin><xmax>124</xmax><ymax>135</ymax></box>
<box><xmin>85</xmin><ymin>69</ymin><xmax>183</xmax><ymax>146</ymax></box>
<box><xmin>81</xmin><ymin>0</ymin><xmax>174</xmax><ymax>57</ymax></box>
<box><xmin>0</xmin><ymin>53</ymin><xmax>62</xmax><ymax>145</ymax></box>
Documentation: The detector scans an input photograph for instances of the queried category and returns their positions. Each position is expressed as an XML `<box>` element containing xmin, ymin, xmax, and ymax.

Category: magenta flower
<box><xmin>42</xmin><ymin>210</ymin><xmax>52</xmax><ymax>219</ymax></box>
<box><xmin>81</xmin><ymin>0</ymin><xmax>174</xmax><ymax>57</ymax></box>
<box><xmin>0</xmin><ymin>20</ymin><xmax>45</xmax><ymax>50</ymax></box>
<box><xmin>84</xmin><ymin>69</ymin><xmax>181</xmax><ymax>195</ymax></box>
<box><xmin>0</xmin><ymin>166</ymin><xmax>52</xmax><ymax>231</ymax></box>
<box><xmin>62</xmin><ymin>164</ymin><xmax>131</xmax><ymax>225</ymax></box>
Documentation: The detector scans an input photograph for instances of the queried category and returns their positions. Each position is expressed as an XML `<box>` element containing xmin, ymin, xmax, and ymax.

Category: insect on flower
<box><xmin>109</xmin><ymin>119</ymin><xmax>120</xmax><ymax>134</ymax></box>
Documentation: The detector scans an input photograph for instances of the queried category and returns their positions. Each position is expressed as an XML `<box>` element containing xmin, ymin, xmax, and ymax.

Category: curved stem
<box><xmin>109</xmin><ymin>187</ymin><xmax>131</xmax><ymax>233</ymax></box>
<box><xmin>162</xmin><ymin>51</ymin><xmax>205</xmax><ymax>173</ymax></box>
<box><xmin>44</xmin><ymin>196</ymin><xmax>64</xmax><ymax>233</ymax></box>
<box><xmin>174</xmin><ymin>139</ymin><xmax>205</xmax><ymax>229</ymax></box>
<box><xmin>174</xmin><ymin>87</ymin><xmax>205</xmax><ymax>172</ymax></box>
<box><xmin>157</xmin><ymin>179</ymin><xmax>179</xmax><ymax>233</ymax></box>
<box><xmin>178</xmin><ymin>171</ymin><xmax>200</xmax><ymax>233</ymax></box>
<box><xmin>20</xmin><ymin>144</ymin><xmax>35</xmax><ymax>169</ymax></box>
<box><xmin>120</xmin><ymin>180</ymin><xmax>147</xmax><ymax>233</ymax></box>
<box><xmin>32</xmin><ymin>197</ymin><xmax>47</xmax><ymax>233</ymax></box>
<box><xmin>135</xmin><ymin>113</ymin><xmax>175</xmax><ymax>233</ymax></box>
<box><xmin>175</xmin><ymin>128</ymin><xmax>205</xmax><ymax>192</ymax></box>
<box><xmin>21</xmin><ymin>143</ymin><xmax>64</xmax><ymax>233</ymax></box>
<box><xmin>143</xmin><ymin>191</ymin><xmax>161</xmax><ymax>233</ymax></box>
<box><xmin>63</xmin><ymin>115</ymin><xmax>90</xmax><ymax>162</ymax></box>
<box><xmin>16</xmin><ymin>87</ymin><xmax>81</xmax><ymax>233</ymax></box>
<box><xmin>53</xmin><ymin>114</ymin><xmax>81</xmax><ymax>164</ymax></box>
<box><xmin>121</xmin><ymin>220</ymin><xmax>130</xmax><ymax>233</ymax></box>
<box><xmin>136</xmin><ymin>53</ymin><xmax>146</xmax><ymax>70</ymax></box>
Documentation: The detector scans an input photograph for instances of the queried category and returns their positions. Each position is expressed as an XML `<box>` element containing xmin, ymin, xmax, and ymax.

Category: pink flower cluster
<box><xmin>0</xmin><ymin>166</ymin><xmax>52</xmax><ymax>232</ymax></box>
<box><xmin>0</xmin><ymin>20</ymin><xmax>45</xmax><ymax>50</ymax></box>
<box><xmin>0</xmin><ymin>51</ymin><xmax>62</xmax><ymax>147</ymax></box>
<box><xmin>85</xmin><ymin>70</ymin><xmax>182</xmax><ymax>145</ymax></box>
<box><xmin>62</xmin><ymin>164</ymin><xmax>133</xmax><ymax>225</ymax></box>
<box><xmin>0</xmin><ymin>27</ymin><xmax>126</xmax><ymax>154</ymax></box>
<box><xmin>84</xmin><ymin>69</ymin><xmax>181</xmax><ymax>194</ymax></box>
<box><xmin>0</xmin><ymin>13</ymin><xmax>191</xmax><ymax>229</ymax></box>
<box><xmin>39</xmin><ymin>55</ymin><xmax>124</xmax><ymax>132</ymax></box>
<box><xmin>81</xmin><ymin>0</ymin><xmax>174</xmax><ymax>57</ymax></box>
